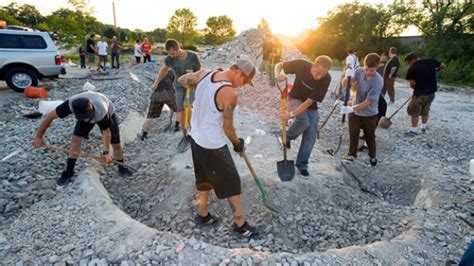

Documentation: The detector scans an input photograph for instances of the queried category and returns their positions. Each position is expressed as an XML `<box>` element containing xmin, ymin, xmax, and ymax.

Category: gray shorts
<box><xmin>99</xmin><ymin>55</ymin><xmax>107</xmax><ymax>64</ymax></box>
<box><xmin>87</xmin><ymin>53</ymin><xmax>95</xmax><ymax>64</ymax></box>
<box><xmin>175</xmin><ymin>86</ymin><xmax>195</xmax><ymax>111</ymax></box>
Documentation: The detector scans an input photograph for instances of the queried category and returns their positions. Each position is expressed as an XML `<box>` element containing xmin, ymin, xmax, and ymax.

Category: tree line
<box><xmin>297</xmin><ymin>0</ymin><xmax>474</xmax><ymax>86</ymax></box>
<box><xmin>0</xmin><ymin>2</ymin><xmax>236</xmax><ymax>49</ymax></box>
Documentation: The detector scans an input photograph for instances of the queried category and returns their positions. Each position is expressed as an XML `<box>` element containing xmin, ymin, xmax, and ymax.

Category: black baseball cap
<box><xmin>71</xmin><ymin>98</ymin><xmax>94</xmax><ymax>120</ymax></box>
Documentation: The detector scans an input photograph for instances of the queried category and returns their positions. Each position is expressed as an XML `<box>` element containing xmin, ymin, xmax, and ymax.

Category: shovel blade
<box><xmin>378</xmin><ymin>117</ymin><xmax>392</xmax><ymax>129</ymax></box>
<box><xmin>277</xmin><ymin>160</ymin><xmax>295</xmax><ymax>181</ymax></box>
<box><xmin>177</xmin><ymin>136</ymin><xmax>191</xmax><ymax>153</ymax></box>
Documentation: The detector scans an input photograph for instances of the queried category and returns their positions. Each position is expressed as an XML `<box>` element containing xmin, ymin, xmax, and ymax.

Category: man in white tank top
<box><xmin>177</xmin><ymin>58</ymin><xmax>259</xmax><ymax>239</ymax></box>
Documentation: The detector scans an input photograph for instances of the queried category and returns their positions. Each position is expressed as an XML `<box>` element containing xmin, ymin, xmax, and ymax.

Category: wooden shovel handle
<box><xmin>388</xmin><ymin>96</ymin><xmax>411</xmax><ymax>119</ymax></box>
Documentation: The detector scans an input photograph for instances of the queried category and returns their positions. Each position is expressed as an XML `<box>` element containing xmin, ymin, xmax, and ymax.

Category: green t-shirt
<box><xmin>164</xmin><ymin>51</ymin><xmax>201</xmax><ymax>90</ymax></box>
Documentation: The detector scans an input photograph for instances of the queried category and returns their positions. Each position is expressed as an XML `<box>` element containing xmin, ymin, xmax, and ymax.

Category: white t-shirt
<box><xmin>134</xmin><ymin>43</ymin><xmax>142</xmax><ymax>57</ymax></box>
<box><xmin>97</xmin><ymin>41</ymin><xmax>108</xmax><ymax>55</ymax></box>
<box><xmin>345</xmin><ymin>54</ymin><xmax>360</xmax><ymax>69</ymax></box>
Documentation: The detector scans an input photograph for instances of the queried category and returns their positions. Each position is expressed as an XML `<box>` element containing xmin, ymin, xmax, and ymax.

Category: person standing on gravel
<box><xmin>275</xmin><ymin>56</ymin><xmax>332</xmax><ymax>177</ymax></box>
<box><xmin>96</xmin><ymin>36</ymin><xmax>108</xmax><ymax>71</ymax></box>
<box><xmin>140</xmin><ymin>70</ymin><xmax>177</xmax><ymax>140</ymax></box>
<box><xmin>134</xmin><ymin>39</ymin><xmax>142</xmax><ymax>64</ymax></box>
<box><xmin>340</xmin><ymin>53</ymin><xmax>383</xmax><ymax>166</ymax></box>
<box><xmin>382</xmin><ymin>47</ymin><xmax>400</xmax><ymax>104</ymax></box>
<box><xmin>336</xmin><ymin>48</ymin><xmax>359</xmax><ymax>98</ymax></box>
<box><xmin>32</xmin><ymin>91</ymin><xmax>133</xmax><ymax>186</ymax></box>
<box><xmin>404</xmin><ymin>53</ymin><xmax>445</xmax><ymax>136</ymax></box>
<box><xmin>109</xmin><ymin>35</ymin><xmax>121</xmax><ymax>69</ymax></box>
<box><xmin>150</xmin><ymin>39</ymin><xmax>201</xmax><ymax>134</ymax></box>
<box><xmin>140</xmin><ymin>38</ymin><xmax>152</xmax><ymax>63</ymax></box>
<box><xmin>86</xmin><ymin>34</ymin><xmax>97</xmax><ymax>69</ymax></box>
<box><xmin>177</xmin><ymin>58</ymin><xmax>259</xmax><ymax>239</ymax></box>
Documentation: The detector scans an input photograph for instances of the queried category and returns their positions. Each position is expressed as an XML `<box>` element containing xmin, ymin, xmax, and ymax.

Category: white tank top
<box><xmin>189</xmin><ymin>71</ymin><xmax>232</xmax><ymax>149</ymax></box>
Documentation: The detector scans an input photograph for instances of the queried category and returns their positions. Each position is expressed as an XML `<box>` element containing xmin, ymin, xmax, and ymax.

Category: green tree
<box><xmin>0</xmin><ymin>8</ymin><xmax>21</xmax><ymax>26</ymax></box>
<box><xmin>257</xmin><ymin>18</ymin><xmax>271</xmax><ymax>34</ymax></box>
<box><xmin>46</xmin><ymin>8</ymin><xmax>88</xmax><ymax>46</ymax></box>
<box><xmin>166</xmin><ymin>8</ymin><xmax>197</xmax><ymax>46</ymax></box>
<box><xmin>151</xmin><ymin>28</ymin><xmax>167</xmax><ymax>43</ymax></box>
<box><xmin>3</xmin><ymin>3</ymin><xmax>43</xmax><ymax>27</ymax></box>
<box><xmin>68</xmin><ymin>0</ymin><xmax>94</xmax><ymax>15</ymax></box>
<box><xmin>205</xmin><ymin>15</ymin><xmax>235</xmax><ymax>45</ymax></box>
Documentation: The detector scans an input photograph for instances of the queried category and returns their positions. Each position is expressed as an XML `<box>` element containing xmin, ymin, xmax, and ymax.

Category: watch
<box><xmin>102</xmin><ymin>150</ymin><xmax>109</xmax><ymax>155</ymax></box>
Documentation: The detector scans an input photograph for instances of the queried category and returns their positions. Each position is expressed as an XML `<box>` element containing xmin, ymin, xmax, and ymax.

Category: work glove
<box><xmin>334</xmin><ymin>100</ymin><xmax>344</xmax><ymax>107</ymax></box>
<box><xmin>341</xmin><ymin>106</ymin><xmax>354</xmax><ymax>115</ymax></box>
<box><xmin>233</xmin><ymin>138</ymin><xmax>245</xmax><ymax>153</ymax></box>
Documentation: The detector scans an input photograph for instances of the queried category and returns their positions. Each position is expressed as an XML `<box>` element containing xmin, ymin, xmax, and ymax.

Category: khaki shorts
<box><xmin>87</xmin><ymin>52</ymin><xmax>95</xmax><ymax>64</ymax></box>
<box><xmin>407</xmin><ymin>93</ymin><xmax>435</xmax><ymax>117</ymax></box>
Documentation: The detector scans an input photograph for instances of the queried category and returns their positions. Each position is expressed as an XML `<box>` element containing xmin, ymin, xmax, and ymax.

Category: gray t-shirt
<box><xmin>353</xmin><ymin>67</ymin><xmax>383</xmax><ymax>117</ymax></box>
<box><xmin>164</xmin><ymin>51</ymin><xmax>201</xmax><ymax>90</ymax></box>
<box><xmin>67</xmin><ymin>91</ymin><xmax>115</xmax><ymax>123</ymax></box>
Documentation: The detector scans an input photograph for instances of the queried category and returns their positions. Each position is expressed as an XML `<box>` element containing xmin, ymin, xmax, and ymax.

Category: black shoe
<box><xmin>119</xmin><ymin>166</ymin><xmax>133</xmax><ymax>177</ymax></box>
<box><xmin>404</xmin><ymin>131</ymin><xmax>417</xmax><ymax>137</ymax></box>
<box><xmin>285</xmin><ymin>140</ymin><xmax>291</xmax><ymax>149</ymax></box>
<box><xmin>421</xmin><ymin>128</ymin><xmax>426</xmax><ymax>134</ymax></box>
<box><xmin>233</xmin><ymin>221</ymin><xmax>259</xmax><ymax>239</ymax></box>
<box><xmin>57</xmin><ymin>171</ymin><xmax>74</xmax><ymax>186</ymax></box>
<box><xmin>299</xmin><ymin>169</ymin><xmax>309</xmax><ymax>177</ymax></box>
<box><xmin>140</xmin><ymin>132</ymin><xmax>148</xmax><ymax>141</ymax></box>
<box><xmin>195</xmin><ymin>213</ymin><xmax>219</xmax><ymax>226</ymax></box>
<box><xmin>173</xmin><ymin>124</ymin><xmax>181</xmax><ymax>133</ymax></box>
<box><xmin>370</xmin><ymin>157</ymin><xmax>377</xmax><ymax>166</ymax></box>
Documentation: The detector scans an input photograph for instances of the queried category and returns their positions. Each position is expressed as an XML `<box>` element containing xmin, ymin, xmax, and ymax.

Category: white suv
<box><xmin>0</xmin><ymin>29</ymin><xmax>66</xmax><ymax>92</ymax></box>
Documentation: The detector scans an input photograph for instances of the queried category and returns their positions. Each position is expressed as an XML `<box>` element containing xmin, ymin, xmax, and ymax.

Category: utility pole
<box><xmin>112</xmin><ymin>2</ymin><xmax>117</xmax><ymax>27</ymax></box>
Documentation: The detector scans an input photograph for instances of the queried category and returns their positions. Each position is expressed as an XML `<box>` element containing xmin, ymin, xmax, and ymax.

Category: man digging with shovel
<box><xmin>275</xmin><ymin>56</ymin><xmax>332</xmax><ymax>178</ymax></box>
<box><xmin>177</xmin><ymin>58</ymin><xmax>259</xmax><ymax>239</ymax></box>
<box><xmin>32</xmin><ymin>91</ymin><xmax>133</xmax><ymax>186</ymax></box>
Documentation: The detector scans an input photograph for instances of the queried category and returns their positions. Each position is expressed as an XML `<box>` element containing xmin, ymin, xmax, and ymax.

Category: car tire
<box><xmin>5</xmin><ymin>67</ymin><xmax>39</xmax><ymax>93</ymax></box>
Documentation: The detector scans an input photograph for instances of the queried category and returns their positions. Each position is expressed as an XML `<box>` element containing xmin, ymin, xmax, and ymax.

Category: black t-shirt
<box><xmin>156</xmin><ymin>71</ymin><xmax>175</xmax><ymax>92</ymax></box>
<box><xmin>405</xmin><ymin>58</ymin><xmax>441</xmax><ymax>96</ymax></box>
<box><xmin>283</xmin><ymin>59</ymin><xmax>331</xmax><ymax>110</ymax></box>
<box><xmin>86</xmin><ymin>39</ymin><xmax>95</xmax><ymax>53</ymax></box>
<box><xmin>383</xmin><ymin>56</ymin><xmax>400</xmax><ymax>78</ymax></box>
<box><xmin>55</xmin><ymin>100</ymin><xmax>110</xmax><ymax>130</ymax></box>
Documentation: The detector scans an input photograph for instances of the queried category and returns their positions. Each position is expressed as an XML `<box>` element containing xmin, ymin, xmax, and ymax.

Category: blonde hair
<box><xmin>314</xmin><ymin>55</ymin><xmax>332</xmax><ymax>70</ymax></box>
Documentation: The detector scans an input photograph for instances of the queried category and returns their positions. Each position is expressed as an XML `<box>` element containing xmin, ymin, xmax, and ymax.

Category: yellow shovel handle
<box><xmin>281</xmin><ymin>98</ymin><xmax>287</xmax><ymax>144</ymax></box>
<box><xmin>184</xmin><ymin>87</ymin><xmax>191</xmax><ymax>129</ymax></box>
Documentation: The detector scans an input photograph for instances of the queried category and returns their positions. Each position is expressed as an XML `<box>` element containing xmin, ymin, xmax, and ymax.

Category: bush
<box><xmin>438</xmin><ymin>60</ymin><xmax>474</xmax><ymax>87</ymax></box>
<box><xmin>182</xmin><ymin>44</ymin><xmax>198</xmax><ymax>51</ymax></box>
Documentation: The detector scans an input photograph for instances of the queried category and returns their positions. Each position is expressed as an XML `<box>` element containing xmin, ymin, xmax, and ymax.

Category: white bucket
<box><xmin>38</xmin><ymin>100</ymin><xmax>63</xmax><ymax>115</ymax></box>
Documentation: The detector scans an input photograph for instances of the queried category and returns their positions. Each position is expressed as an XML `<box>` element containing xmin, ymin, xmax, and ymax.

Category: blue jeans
<box><xmin>286</xmin><ymin>105</ymin><xmax>319</xmax><ymax>171</ymax></box>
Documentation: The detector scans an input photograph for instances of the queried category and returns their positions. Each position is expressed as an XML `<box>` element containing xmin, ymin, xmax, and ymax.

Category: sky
<box><xmin>3</xmin><ymin>0</ymin><xmax>418</xmax><ymax>36</ymax></box>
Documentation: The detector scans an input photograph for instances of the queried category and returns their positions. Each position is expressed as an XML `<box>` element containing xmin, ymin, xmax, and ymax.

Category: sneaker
<box><xmin>421</xmin><ymin>128</ymin><xmax>426</xmax><ymax>134</ymax></box>
<box><xmin>140</xmin><ymin>132</ymin><xmax>148</xmax><ymax>141</ymax></box>
<box><xmin>299</xmin><ymin>169</ymin><xmax>309</xmax><ymax>177</ymax></box>
<box><xmin>195</xmin><ymin>213</ymin><xmax>219</xmax><ymax>226</ymax></box>
<box><xmin>173</xmin><ymin>124</ymin><xmax>181</xmax><ymax>133</ymax></box>
<box><xmin>343</xmin><ymin>154</ymin><xmax>356</xmax><ymax>163</ymax></box>
<box><xmin>370</xmin><ymin>157</ymin><xmax>377</xmax><ymax>166</ymax></box>
<box><xmin>119</xmin><ymin>166</ymin><xmax>133</xmax><ymax>177</ymax></box>
<box><xmin>57</xmin><ymin>171</ymin><xmax>74</xmax><ymax>186</ymax></box>
<box><xmin>233</xmin><ymin>221</ymin><xmax>259</xmax><ymax>239</ymax></box>
<box><xmin>358</xmin><ymin>143</ymin><xmax>368</xmax><ymax>152</ymax></box>
<box><xmin>405</xmin><ymin>131</ymin><xmax>417</xmax><ymax>137</ymax></box>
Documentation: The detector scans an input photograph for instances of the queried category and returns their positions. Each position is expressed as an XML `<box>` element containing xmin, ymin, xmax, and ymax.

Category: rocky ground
<box><xmin>0</xmin><ymin>29</ymin><xmax>472</xmax><ymax>265</ymax></box>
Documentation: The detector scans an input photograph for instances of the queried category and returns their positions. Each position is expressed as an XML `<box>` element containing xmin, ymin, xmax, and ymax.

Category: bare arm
<box><xmin>408</xmin><ymin>80</ymin><xmax>416</xmax><ymax>89</ymax></box>
<box><xmin>437</xmin><ymin>63</ymin><xmax>446</xmax><ymax>72</ymax></box>
<box><xmin>102</xmin><ymin>128</ymin><xmax>111</xmax><ymax>153</ymax></box>
<box><xmin>291</xmin><ymin>98</ymin><xmax>314</xmax><ymax>117</ymax></box>
<box><xmin>151</xmin><ymin>64</ymin><xmax>170</xmax><ymax>92</ymax></box>
<box><xmin>33</xmin><ymin>111</ymin><xmax>58</xmax><ymax>147</ymax></box>
<box><xmin>219</xmin><ymin>88</ymin><xmax>240</xmax><ymax>144</ymax></box>
<box><xmin>177</xmin><ymin>69</ymin><xmax>209</xmax><ymax>89</ymax></box>
<box><xmin>274</xmin><ymin>62</ymin><xmax>285</xmax><ymax>80</ymax></box>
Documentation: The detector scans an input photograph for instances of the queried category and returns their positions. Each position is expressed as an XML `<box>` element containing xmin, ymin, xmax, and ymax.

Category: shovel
<box><xmin>45</xmin><ymin>145</ymin><xmax>137</xmax><ymax>172</ymax></box>
<box><xmin>177</xmin><ymin>87</ymin><xmax>191</xmax><ymax>153</ymax></box>
<box><xmin>276</xmin><ymin>80</ymin><xmax>295</xmax><ymax>182</ymax></box>
<box><xmin>240</xmin><ymin>151</ymin><xmax>280</xmax><ymax>214</ymax></box>
<box><xmin>378</xmin><ymin>96</ymin><xmax>411</xmax><ymax>129</ymax></box>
